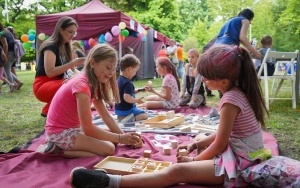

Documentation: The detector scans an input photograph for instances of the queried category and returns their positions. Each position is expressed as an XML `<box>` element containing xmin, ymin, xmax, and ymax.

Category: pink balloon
<box><xmin>105</xmin><ymin>32</ymin><xmax>113</xmax><ymax>42</ymax></box>
<box><xmin>111</xmin><ymin>26</ymin><xmax>120</xmax><ymax>36</ymax></box>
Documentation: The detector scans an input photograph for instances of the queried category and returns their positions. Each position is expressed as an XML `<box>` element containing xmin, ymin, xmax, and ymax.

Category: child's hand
<box><xmin>120</xmin><ymin>132</ymin><xmax>141</xmax><ymax>146</ymax></box>
<box><xmin>177</xmin><ymin>156</ymin><xmax>194</xmax><ymax>163</ymax></box>
<box><xmin>136</xmin><ymin>97</ymin><xmax>144</xmax><ymax>104</ymax></box>
<box><xmin>177</xmin><ymin>143</ymin><xmax>195</xmax><ymax>155</ymax></box>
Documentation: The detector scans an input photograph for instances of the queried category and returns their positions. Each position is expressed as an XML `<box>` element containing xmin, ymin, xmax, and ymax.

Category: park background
<box><xmin>0</xmin><ymin>0</ymin><xmax>299</xmax><ymax>161</ymax></box>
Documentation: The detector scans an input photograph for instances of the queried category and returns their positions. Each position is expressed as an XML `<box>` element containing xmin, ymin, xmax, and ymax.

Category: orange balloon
<box><xmin>21</xmin><ymin>34</ymin><xmax>29</xmax><ymax>42</ymax></box>
<box><xmin>119</xmin><ymin>35</ymin><xmax>125</xmax><ymax>42</ymax></box>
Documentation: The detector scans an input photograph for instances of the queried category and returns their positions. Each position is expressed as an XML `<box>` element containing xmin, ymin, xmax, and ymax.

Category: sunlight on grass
<box><xmin>0</xmin><ymin>71</ymin><xmax>299</xmax><ymax>160</ymax></box>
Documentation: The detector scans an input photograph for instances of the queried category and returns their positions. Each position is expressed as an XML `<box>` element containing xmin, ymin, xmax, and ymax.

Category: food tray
<box><xmin>143</xmin><ymin>115</ymin><xmax>185</xmax><ymax>129</ymax></box>
<box><xmin>94</xmin><ymin>156</ymin><xmax>172</xmax><ymax>175</ymax></box>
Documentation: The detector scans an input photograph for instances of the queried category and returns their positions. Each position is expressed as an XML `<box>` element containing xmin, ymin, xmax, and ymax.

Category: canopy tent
<box><xmin>36</xmin><ymin>0</ymin><xmax>170</xmax><ymax>79</ymax></box>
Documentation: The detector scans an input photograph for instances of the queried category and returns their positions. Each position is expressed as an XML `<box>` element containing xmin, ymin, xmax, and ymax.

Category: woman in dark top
<box><xmin>33</xmin><ymin>16</ymin><xmax>85</xmax><ymax>117</ymax></box>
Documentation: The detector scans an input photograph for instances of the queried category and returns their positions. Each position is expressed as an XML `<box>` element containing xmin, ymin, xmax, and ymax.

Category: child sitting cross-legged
<box><xmin>179</xmin><ymin>49</ymin><xmax>206</xmax><ymax>108</ymax></box>
<box><xmin>115</xmin><ymin>54</ymin><xmax>148</xmax><ymax>123</ymax></box>
<box><xmin>144</xmin><ymin>57</ymin><xmax>180</xmax><ymax>110</ymax></box>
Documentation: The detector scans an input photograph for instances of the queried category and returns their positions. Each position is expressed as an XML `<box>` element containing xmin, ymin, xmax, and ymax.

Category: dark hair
<box><xmin>198</xmin><ymin>44</ymin><xmax>268</xmax><ymax>128</ymax></box>
<box><xmin>120</xmin><ymin>54</ymin><xmax>140</xmax><ymax>71</ymax></box>
<box><xmin>261</xmin><ymin>35</ymin><xmax>273</xmax><ymax>47</ymax></box>
<box><xmin>39</xmin><ymin>16</ymin><xmax>78</xmax><ymax>63</ymax></box>
<box><xmin>156</xmin><ymin>57</ymin><xmax>180</xmax><ymax>92</ymax></box>
<box><xmin>238</xmin><ymin>8</ymin><xmax>254</xmax><ymax>21</ymax></box>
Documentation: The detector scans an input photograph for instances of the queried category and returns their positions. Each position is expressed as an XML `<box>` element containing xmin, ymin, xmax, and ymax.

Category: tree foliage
<box><xmin>0</xmin><ymin>0</ymin><xmax>299</xmax><ymax>54</ymax></box>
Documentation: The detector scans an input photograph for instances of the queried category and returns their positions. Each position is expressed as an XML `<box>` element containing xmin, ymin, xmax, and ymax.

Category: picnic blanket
<box><xmin>0</xmin><ymin>106</ymin><xmax>279</xmax><ymax>188</ymax></box>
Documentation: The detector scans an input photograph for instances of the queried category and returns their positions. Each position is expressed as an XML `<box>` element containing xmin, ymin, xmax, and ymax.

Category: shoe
<box><xmin>70</xmin><ymin>167</ymin><xmax>109</xmax><ymax>188</ymax></box>
<box><xmin>41</xmin><ymin>113</ymin><xmax>47</xmax><ymax>117</ymax></box>
<box><xmin>120</xmin><ymin>113</ymin><xmax>135</xmax><ymax>124</ymax></box>
<box><xmin>9</xmin><ymin>85</ymin><xmax>15</xmax><ymax>93</ymax></box>
<box><xmin>36</xmin><ymin>141</ymin><xmax>62</xmax><ymax>154</ymax></box>
<box><xmin>16</xmin><ymin>82</ymin><xmax>23</xmax><ymax>90</ymax></box>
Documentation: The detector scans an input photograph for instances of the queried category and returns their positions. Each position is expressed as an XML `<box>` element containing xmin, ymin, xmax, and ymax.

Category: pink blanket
<box><xmin>0</xmin><ymin>106</ymin><xmax>278</xmax><ymax>188</ymax></box>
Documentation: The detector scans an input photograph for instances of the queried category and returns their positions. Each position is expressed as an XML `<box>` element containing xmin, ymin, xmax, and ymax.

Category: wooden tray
<box><xmin>94</xmin><ymin>156</ymin><xmax>172</xmax><ymax>175</ymax></box>
<box><xmin>143</xmin><ymin>115</ymin><xmax>185</xmax><ymax>129</ymax></box>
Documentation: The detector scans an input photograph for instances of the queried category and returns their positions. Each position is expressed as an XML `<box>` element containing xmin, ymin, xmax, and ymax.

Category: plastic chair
<box><xmin>257</xmin><ymin>49</ymin><xmax>299</xmax><ymax>110</ymax></box>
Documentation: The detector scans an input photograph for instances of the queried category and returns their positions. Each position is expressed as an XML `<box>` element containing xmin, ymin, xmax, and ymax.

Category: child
<box><xmin>39</xmin><ymin>44</ymin><xmax>140</xmax><ymax>158</ymax></box>
<box><xmin>115</xmin><ymin>54</ymin><xmax>148</xmax><ymax>123</ymax></box>
<box><xmin>179</xmin><ymin>49</ymin><xmax>206</xmax><ymax>108</ymax></box>
<box><xmin>254</xmin><ymin>35</ymin><xmax>276</xmax><ymax>76</ymax></box>
<box><xmin>144</xmin><ymin>57</ymin><xmax>180</xmax><ymax>110</ymax></box>
<box><xmin>70</xmin><ymin>44</ymin><xmax>270</xmax><ymax>187</ymax></box>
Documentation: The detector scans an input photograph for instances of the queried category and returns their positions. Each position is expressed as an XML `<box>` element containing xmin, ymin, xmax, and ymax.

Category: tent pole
<box><xmin>119</xmin><ymin>35</ymin><xmax>122</xmax><ymax>60</ymax></box>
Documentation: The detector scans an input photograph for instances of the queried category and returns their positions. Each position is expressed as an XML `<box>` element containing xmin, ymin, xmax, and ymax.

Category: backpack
<box><xmin>14</xmin><ymin>39</ymin><xmax>26</xmax><ymax>63</ymax></box>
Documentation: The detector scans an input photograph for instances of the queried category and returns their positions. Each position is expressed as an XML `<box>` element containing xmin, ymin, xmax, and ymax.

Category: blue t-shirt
<box><xmin>115</xmin><ymin>75</ymin><xmax>135</xmax><ymax>111</ymax></box>
<box><xmin>215</xmin><ymin>16</ymin><xmax>244</xmax><ymax>45</ymax></box>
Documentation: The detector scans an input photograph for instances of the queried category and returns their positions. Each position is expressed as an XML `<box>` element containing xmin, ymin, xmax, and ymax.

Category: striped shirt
<box><xmin>220</xmin><ymin>87</ymin><xmax>261</xmax><ymax>138</ymax></box>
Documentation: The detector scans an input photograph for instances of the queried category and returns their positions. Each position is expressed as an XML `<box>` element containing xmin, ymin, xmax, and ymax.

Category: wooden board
<box><xmin>143</xmin><ymin>115</ymin><xmax>185</xmax><ymax>129</ymax></box>
<box><xmin>94</xmin><ymin>156</ymin><xmax>172</xmax><ymax>175</ymax></box>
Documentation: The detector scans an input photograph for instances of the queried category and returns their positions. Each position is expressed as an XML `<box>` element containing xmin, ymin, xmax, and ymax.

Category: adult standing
<box><xmin>0</xmin><ymin>22</ymin><xmax>23</xmax><ymax>92</ymax></box>
<box><xmin>215</xmin><ymin>8</ymin><xmax>262</xmax><ymax>59</ymax></box>
<box><xmin>33</xmin><ymin>16</ymin><xmax>85</xmax><ymax>117</ymax></box>
<box><xmin>167</xmin><ymin>39</ymin><xmax>179</xmax><ymax>67</ymax></box>
<box><xmin>176</xmin><ymin>43</ymin><xmax>184</xmax><ymax>78</ymax></box>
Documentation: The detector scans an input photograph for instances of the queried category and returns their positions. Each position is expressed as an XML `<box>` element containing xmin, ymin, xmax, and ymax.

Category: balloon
<box><xmin>84</xmin><ymin>40</ymin><xmax>90</xmax><ymax>50</ymax></box>
<box><xmin>38</xmin><ymin>33</ymin><xmax>46</xmax><ymax>40</ymax></box>
<box><xmin>22</xmin><ymin>42</ymin><xmax>31</xmax><ymax>50</ymax></box>
<box><xmin>142</xmin><ymin>36</ymin><xmax>147</xmax><ymax>42</ymax></box>
<box><xmin>28</xmin><ymin>34</ymin><xmax>36</xmax><ymax>41</ymax></box>
<box><xmin>21</xmin><ymin>34</ymin><xmax>29</xmax><ymax>42</ymax></box>
<box><xmin>105</xmin><ymin>32</ymin><xmax>113</xmax><ymax>42</ymax></box>
<box><xmin>98</xmin><ymin>34</ymin><xmax>106</xmax><ymax>44</ymax></box>
<box><xmin>143</xmin><ymin>30</ymin><xmax>147</xmax><ymax>36</ymax></box>
<box><xmin>28</xmin><ymin>29</ymin><xmax>36</xmax><ymax>35</ymax></box>
<box><xmin>111</xmin><ymin>26</ymin><xmax>120</xmax><ymax>36</ymax></box>
<box><xmin>78</xmin><ymin>40</ymin><xmax>84</xmax><ymax>47</ymax></box>
<box><xmin>88</xmin><ymin>38</ymin><xmax>96</xmax><ymax>47</ymax></box>
<box><xmin>121</xmin><ymin>29</ymin><xmax>129</xmax><ymax>37</ymax></box>
<box><xmin>119</xmin><ymin>35</ymin><xmax>125</xmax><ymax>42</ymax></box>
<box><xmin>118</xmin><ymin>22</ymin><xmax>126</xmax><ymax>29</ymax></box>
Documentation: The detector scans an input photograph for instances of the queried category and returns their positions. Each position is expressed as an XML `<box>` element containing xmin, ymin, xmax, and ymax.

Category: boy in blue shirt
<box><xmin>115</xmin><ymin>54</ymin><xmax>148</xmax><ymax>123</ymax></box>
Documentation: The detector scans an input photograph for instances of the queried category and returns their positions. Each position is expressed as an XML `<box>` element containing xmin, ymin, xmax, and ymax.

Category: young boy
<box><xmin>115</xmin><ymin>54</ymin><xmax>148</xmax><ymax>123</ymax></box>
<box><xmin>254</xmin><ymin>35</ymin><xmax>276</xmax><ymax>76</ymax></box>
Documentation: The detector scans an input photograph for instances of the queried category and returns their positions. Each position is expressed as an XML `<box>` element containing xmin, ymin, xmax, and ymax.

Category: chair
<box><xmin>257</xmin><ymin>49</ymin><xmax>299</xmax><ymax>110</ymax></box>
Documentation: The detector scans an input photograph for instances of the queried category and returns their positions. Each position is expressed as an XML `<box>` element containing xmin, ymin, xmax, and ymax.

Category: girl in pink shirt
<box><xmin>144</xmin><ymin>57</ymin><xmax>180</xmax><ymax>109</ymax></box>
<box><xmin>40</xmin><ymin>44</ymin><xmax>140</xmax><ymax>158</ymax></box>
<box><xmin>70</xmin><ymin>45</ymin><xmax>269</xmax><ymax>188</ymax></box>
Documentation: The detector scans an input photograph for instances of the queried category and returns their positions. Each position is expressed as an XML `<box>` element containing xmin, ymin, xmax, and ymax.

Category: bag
<box><xmin>0</xmin><ymin>46</ymin><xmax>5</xmax><ymax>67</ymax></box>
<box><xmin>14</xmin><ymin>39</ymin><xmax>26</xmax><ymax>63</ymax></box>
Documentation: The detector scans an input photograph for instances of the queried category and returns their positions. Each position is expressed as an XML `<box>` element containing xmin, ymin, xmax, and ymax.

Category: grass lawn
<box><xmin>0</xmin><ymin>71</ymin><xmax>299</xmax><ymax>160</ymax></box>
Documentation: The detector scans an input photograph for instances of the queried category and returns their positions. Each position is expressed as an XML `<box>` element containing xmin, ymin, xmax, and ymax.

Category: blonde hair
<box><xmin>84</xmin><ymin>44</ymin><xmax>120</xmax><ymax>103</ymax></box>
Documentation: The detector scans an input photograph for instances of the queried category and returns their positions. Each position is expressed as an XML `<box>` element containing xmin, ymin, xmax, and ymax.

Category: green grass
<box><xmin>0</xmin><ymin>71</ymin><xmax>299</xmax><ymax>160</ymax></box>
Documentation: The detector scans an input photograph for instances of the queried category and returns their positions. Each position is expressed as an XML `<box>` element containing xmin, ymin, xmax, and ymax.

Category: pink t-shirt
<box><xmin>162</xmin><ymin>73</ymin><xmax>180</xmax><ymax>108</ymax></box>
<box><xmin>219</xmin><ymin>87</ymin><xmax>262</xmax><ymax>138</ymax></box>
<box><xmin>45</xmin><ymin>73</ymin><xmax>92</xmax><ymax>134</ymax></box>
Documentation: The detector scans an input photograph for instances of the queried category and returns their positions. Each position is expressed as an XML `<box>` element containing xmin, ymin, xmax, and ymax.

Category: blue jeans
<box><xmin>177</xmin><ymin>60</ymin><xmax>184</xmax><ymax>78</ymax></box>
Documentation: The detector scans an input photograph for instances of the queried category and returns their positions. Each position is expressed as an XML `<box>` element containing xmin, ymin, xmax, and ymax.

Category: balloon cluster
<box><xmin>21</xmin><ymin>29</ymin><xmax>38</xmax><ymax>50</ymax></box>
